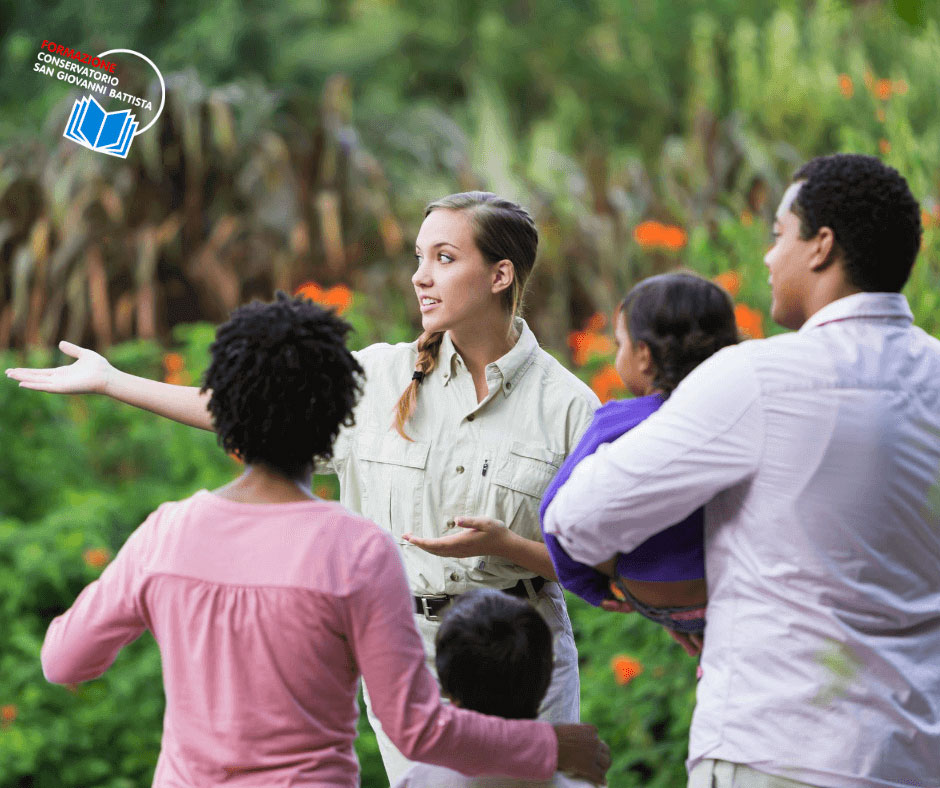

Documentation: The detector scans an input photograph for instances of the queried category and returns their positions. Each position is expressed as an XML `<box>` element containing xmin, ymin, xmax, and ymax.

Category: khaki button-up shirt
<box><xmin>320</xmin><ymin>318</ymin><xmax>599</xmax><ymax>596</ymax></box>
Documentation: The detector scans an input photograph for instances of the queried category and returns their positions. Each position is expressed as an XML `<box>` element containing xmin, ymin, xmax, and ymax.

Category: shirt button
<box><xmin>447</xmin><ymin>519</ymin><xmax>455</xmax><ymax>528</ymax></box>
<box><xmin>466</xmin><ymin>414</ymin><xmax>474</xmax><ymax>421</ymax></box>
<box><xmin>449</xmin><ymin>572</ymin><xmax>460</xmax><ymax>582</ymax></box>
<box><xmin>505</xmin><ymin>382</ymin><xmax>512</xmax><ymax>390</ymax></box>
<box><xmin>456</xmin><ymin>465</ymin><xmax>464</xmax><ymax>474</ymax></box>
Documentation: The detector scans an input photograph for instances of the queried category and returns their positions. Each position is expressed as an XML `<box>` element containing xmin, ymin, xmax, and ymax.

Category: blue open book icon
<box><xmin>64</xmin><ymin>96</ymin><xmax>138</xmax><ymax>158</ymax></box>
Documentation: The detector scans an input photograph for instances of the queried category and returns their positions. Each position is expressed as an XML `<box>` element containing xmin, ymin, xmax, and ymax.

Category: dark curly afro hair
<box><xmin>791</xmin><ymin>154</ymin><xmax>922</xmax><ymax>293</ymax></box>
<box><xmin>201</xmin><ymin>291</ymin><xmax>364</xmax><ymax>479</ymax></box>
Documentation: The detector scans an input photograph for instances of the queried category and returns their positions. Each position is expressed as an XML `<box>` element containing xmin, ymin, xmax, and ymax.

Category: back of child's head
<box><xmin>435</xmin><ymin>589</ymin><xmax>553</xmax><ymax>720</ymax></box>
<box><xmin>201</xmin><ymin>291</ymin><xmax>364</xmax><ymax>479</ymax></box>
<box><xmin>620</xmin><ymin>271</ymin><xmax>740</xmax><ymax>398</ymax></box>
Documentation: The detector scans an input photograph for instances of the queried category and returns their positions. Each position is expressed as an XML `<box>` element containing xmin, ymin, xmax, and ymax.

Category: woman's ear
<box><xmin>490</xmin><ymin>259</ymin><xmax>515</xmax><ymax>296</ymax></box>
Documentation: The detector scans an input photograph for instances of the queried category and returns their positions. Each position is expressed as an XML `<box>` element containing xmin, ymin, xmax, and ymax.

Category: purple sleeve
<box><xmin>540</xmin><ymin>396</ymin><xmax>664</xmax><ymax>607</ymax></box>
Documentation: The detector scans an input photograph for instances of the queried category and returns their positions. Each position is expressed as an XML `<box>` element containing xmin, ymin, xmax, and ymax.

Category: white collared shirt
<box><xmin>321</xmin><ymin>318</ymin><xmax>599</xmax><ymax>596</ymax></box>
<box><xmin>544</xmin><ymin>293</ymin><xmax>940</xmax><ymax>788</ymax></box>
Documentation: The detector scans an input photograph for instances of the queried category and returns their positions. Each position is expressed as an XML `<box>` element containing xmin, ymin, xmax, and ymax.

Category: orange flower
<box><xmin>838</xmin><ymin>74</ymin><xmax>853</xmax><ymax>98</ymax></box>
<box><xmin>1</xmin><ymin>705</ymin><xmax>16</xmax><ymax>724</ymax></box>
<box><xmin>164</xmin><ymin>371</ymin><xmax>191</xmax><ymax>386</ymax></box>
<box><xmin>567</xmin><ymin>331</ymin><xmax>615</xmax><ymax>367</ymax></box>
<box><xmin>922</xmin><ymin>209</ymin><xmax>933</xmax><ymax>229</ymax></box>
<box><xmin>713</xmin><ymin>271</ymin><xmax>741</xmax><ymax>298</ymax></box>
<box><xmin>163</xmin><ymin>353</ymin><xmax>184</xmax><ymax>374</ymax></box>
<box><xmin>633</xmin><ymin>220</ymin><xmax>687</xmax><ymax>251</ymax></box>
<box><xmin>611</xmin><ymin>655</ymin><xmax>643</xmax><ymax>685</ymax></box>
<box><xmin>84</xmin><ymin>548</ymin><xmax>111</xmax><ymax>569</ymax></box>
<box><xmin>879</xmin><ymin>139</ymin><xmax>891</xmax><ymax>155</ymax></box>
<box><xmin>314</xmin><ymin>485</ymin><xmax>332</xmax><ymax>499</ymax></box>
<box><xmin>584</xmin><ymin>312</ymin><xmax>607</xmax><ymax>333</ymax></box>
<box><xmin>734</xmin><ymin>303</ymin><xmax>764</xmax><ymax>339</ymax></box>
<box><xmin>740</xmin><ymin>209</ymin><xmax>753</xmax><ymax>226</ymax></box>
<box><xmin>894</xmin><ymin>79</ymin><xmax>909</xmax><ymax>95</ymax></box>
<box><xmin>294</xmin><ymin>281</ymin><xmax>354</xmax><ymax>314</ymax></box>
<box><xmin>590</xmin><ymin>364</ymin><xmax>627</xmax><ymax>403</ymax></box>
<box><xmin>876</xmin><ymin>79</ymin><xmax>892</xmax><ymax>101</ymax></box>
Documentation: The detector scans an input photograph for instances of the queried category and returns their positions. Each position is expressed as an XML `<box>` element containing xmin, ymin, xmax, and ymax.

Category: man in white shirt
<box><xmin>544</xmin><ymin>153</ymin><xmax>940</xmax><ymax>788</ymax></box>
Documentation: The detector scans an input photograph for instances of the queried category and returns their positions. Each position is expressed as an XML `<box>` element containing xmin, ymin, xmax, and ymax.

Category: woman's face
<box><xmin>412</xmin><ymin>209</ymin><xmax>510</xmax><ymax>336</ymax></box>
<box><xmin>613</xmin><ymin>308</ymin><xmax>653</xmax><ymax>398</ymax></box>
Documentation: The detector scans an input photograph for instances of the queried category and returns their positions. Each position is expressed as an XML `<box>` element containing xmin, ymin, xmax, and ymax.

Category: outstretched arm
<box><xmin>6</xmin><ymin>340</ymin><xmax>214</xmax><ymax>431</ymax></box>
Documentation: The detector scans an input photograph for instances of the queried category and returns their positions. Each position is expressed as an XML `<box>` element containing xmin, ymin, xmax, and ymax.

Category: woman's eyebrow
<box><xmin>415</xmin><ymin>241</ymin><xmax>461</xmax><ymax>252</ymax></box>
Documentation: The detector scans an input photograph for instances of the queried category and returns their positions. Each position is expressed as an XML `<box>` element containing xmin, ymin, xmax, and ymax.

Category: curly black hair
<box><xmin>791</xmin><ymin>154</ymin><xmax>922</xmax><ymax>292</ymax></box>
<box><xmin>201</xmin><ymin>291</ymin><xmax>364</xmax><ymax>479</ymax></box>
<box><xmin>621</xmin><ymin>271</ymin><xmax>740</xmax><ymax>398</ymax></box>
<box><xmin>435</xmin><ymin>589</ymin><xmax>553</xmax><ymax>720</ymax></box>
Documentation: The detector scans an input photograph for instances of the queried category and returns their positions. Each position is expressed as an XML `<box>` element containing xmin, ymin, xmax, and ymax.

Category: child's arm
<box><xmin>41</xmin><ymin>518</ymin><xmax>151</xmax><ymax>684</ymax></box>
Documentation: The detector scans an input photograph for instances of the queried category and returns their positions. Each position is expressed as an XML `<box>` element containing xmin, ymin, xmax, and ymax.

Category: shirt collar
<box><xmin>798</xmin><ymin>292</ymin><xmax>913</xmax><ymax>333</ymax></box>
<box><xmin>439</xmin><ymin>317</ymin><xmax>538</xmax><ymax>395</ymax></box>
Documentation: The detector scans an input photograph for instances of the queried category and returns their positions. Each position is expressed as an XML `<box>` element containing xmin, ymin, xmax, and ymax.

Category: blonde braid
<box><xmin>392</xmin><ymin>330</ymin><xmax>445</xmax><ymax>441</ymax></box>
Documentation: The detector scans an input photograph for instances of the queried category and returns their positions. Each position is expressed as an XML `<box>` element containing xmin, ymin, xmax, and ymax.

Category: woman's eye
<box><xmin>414</xmin><ymin>254</ymin><xmax>423</xmax><ymax>266</ymax></box>
<box><xmin>440</xmin><ymin>253</ymin><xmax>454</xmax><ymax>263</ymax></box>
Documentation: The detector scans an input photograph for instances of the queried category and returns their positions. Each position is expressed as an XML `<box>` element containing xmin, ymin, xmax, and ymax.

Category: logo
<box><xmin>64</xmin><ymin>95</ymin><xmax>138</xmax><ymax>158</ymax></box>
<box><xmin>33</xmin><ymin>41</ymin><xmax>165</xmax><ymax>158</ymax></box>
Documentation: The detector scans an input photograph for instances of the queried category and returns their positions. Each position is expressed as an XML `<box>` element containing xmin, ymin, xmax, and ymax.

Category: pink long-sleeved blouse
<box><xmin>41</xmin><ymin>490</ymin><xmax>557</xmax><ymax>787</ymax></box>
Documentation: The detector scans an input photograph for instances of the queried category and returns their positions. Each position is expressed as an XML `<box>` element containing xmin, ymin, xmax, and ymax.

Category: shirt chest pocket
<box><xmin>356</xmin><ymin>432</ymin><xmax>431</xmax><ymax>539</ymax></box>
<box><xmin>489</xmin><ymin>441</ymin><xmax>564</xmax><ymax>541</ymax></box>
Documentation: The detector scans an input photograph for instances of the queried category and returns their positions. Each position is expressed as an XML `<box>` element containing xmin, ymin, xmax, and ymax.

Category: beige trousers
<box><xmin>689</xmin><ymin>759</ymin><xmax>824</xmax><ymax>788</ymax></box>
<box><xmin>363</xmin><ymin>581</ymin><xmax>581</xmax><ymax>785</ymax></box>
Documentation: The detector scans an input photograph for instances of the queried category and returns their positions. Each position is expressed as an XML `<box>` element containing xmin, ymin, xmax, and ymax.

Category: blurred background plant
<box><xmin>2</xmin><ymin>0</ymin><xmax>940</xmax><ymax>785</ymax></box>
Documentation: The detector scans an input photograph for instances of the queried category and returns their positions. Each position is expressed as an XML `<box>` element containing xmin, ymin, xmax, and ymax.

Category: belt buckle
<box><xmin>417</xmin><ymin>595</ymin><xmax>449</xmax><ymax>621</ymax></box>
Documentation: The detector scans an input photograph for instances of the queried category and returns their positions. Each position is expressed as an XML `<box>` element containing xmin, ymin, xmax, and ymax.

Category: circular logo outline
<box><xmin>96</xmin><ymin>48</ymin><xmax>165</xmax><ymax>136</ymax></box>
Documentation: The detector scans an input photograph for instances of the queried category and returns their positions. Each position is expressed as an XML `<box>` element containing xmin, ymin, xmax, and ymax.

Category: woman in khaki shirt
<box><xmin>7</xmin><ymin>191</ymin><xmax>600</xmax><ymax>782</ymax></box>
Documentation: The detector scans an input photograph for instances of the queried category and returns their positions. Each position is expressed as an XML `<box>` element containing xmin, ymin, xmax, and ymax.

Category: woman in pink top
<box><xmin>39</xmin><ymin>294</ymin><xmax>610</xmax><ymax>787</ymax></box>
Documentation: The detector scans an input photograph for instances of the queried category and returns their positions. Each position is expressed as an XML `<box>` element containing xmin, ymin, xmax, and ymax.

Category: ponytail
<box><xmin>393</xmin><ymin>330</ymin><xmax>445</xmax><ymax>440</ymax></box>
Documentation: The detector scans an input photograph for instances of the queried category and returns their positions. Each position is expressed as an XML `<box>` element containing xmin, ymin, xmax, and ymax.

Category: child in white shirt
<box><xmin>393</xmin><ymin>589</ymin><xmax>599</xmax><ymax>788</ymax></box>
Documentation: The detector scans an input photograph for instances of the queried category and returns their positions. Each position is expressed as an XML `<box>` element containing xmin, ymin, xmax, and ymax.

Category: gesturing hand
<box><xmin>553</xmin><ymin>723</ymin><xmax>611</xmax><ymax>785</ymax></box>
<box><xmin>5</xmin><ymin>341</ymin><xmax>112</xmax><ymax>395</ymax></box>
<box><xmin>401</xmin><ymin>517</ymin><xmax>513</xmax><ymax>559</ymax></box>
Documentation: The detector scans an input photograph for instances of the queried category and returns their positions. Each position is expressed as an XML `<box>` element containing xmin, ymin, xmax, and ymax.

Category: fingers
<box><xmin>401</xmin><ymin>534</ymin><xmax>448</xmax><ymax>556</ymax></box>
<box><xmin>59</xmin><ymin>340</ymin><xmax>84</xmax><ymax>358</ymax></box>
<box><xmin>5</xmin><ymin>368</ymin><xmax>57</xmax><ymax>379</ymax></box>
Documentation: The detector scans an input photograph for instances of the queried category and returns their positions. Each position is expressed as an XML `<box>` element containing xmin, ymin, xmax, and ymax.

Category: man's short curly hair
<box><xmin>791</xmin><ymin>154</ymin><xmax>922</xmax><ymax>292</ymax></box>
<box><xmin>201</xmin><ymin>291</ymin><xmax>364</xmax><ymax>479</ymax></box>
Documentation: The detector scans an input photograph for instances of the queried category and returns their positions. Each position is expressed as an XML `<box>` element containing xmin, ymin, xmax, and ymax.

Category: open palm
<box><xmin>4</xmin><ymin>341</ymin><xmax>112</xmax><ymax>395</ymax></box>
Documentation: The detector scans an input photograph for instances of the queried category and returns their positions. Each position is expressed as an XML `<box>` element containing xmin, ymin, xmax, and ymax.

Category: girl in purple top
<box><xmin>540</xmin><ymin>272</ymin><xmax>739</xmax><ymax>638</ymax></box>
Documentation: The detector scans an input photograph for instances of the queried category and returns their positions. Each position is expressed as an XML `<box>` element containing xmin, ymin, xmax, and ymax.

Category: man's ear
<box><xmin>491</xmin><ymin>259</ymin><xmax>515</xmax><ymax>296</ymax></box>
<box><xmin>809</xmin><ymin>226</ymin><xmax>838</xmax><ymax>272</ymax></box>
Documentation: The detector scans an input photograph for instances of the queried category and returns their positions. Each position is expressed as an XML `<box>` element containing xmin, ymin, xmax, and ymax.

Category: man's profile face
<box><xmin>764</xmin><ymin>181</ymin><xmax>814</xmax><ymax>330</ymax></box>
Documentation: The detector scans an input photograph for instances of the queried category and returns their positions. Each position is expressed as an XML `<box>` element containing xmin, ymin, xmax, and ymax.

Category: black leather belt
<box><xmin>414</xmin><ymin>576</ymin><xmax>547</xmax><ymax>621</ymax></box>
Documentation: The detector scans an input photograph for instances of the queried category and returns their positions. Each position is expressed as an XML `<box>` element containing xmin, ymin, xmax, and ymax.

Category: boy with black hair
<box><xmin>394</xmin><ymin>589</ymin><xmax>599</xmax><ymax>788</ymax></box>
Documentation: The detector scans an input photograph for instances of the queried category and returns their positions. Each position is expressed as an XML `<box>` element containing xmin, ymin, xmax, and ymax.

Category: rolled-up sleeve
<box><xmin>543</xmin><ymin>346</ymin><xmax>763</xmax><ymax>567</ymax></box>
